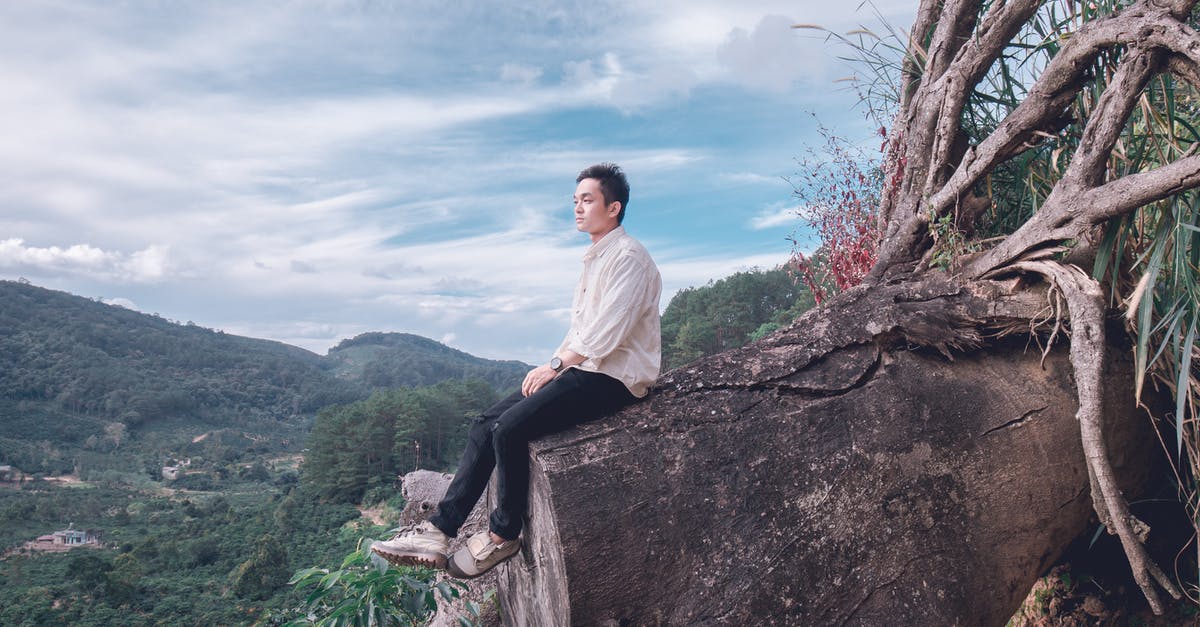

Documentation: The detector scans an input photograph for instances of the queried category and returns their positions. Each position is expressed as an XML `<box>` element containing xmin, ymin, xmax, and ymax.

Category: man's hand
<box><xmin>521</xmin><ymin>364</ymin><xmax>558</xmax><ymax>397</ymax></box>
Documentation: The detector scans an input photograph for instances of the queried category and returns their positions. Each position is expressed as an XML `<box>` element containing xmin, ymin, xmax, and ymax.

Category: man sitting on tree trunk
<box><xmin>371</xmin><ymin>162</ymin><xmax>662</xmax><ymax>578</ymax></box>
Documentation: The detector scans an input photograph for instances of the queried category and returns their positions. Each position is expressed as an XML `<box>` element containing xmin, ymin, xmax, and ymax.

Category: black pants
<box><xmin>429</xmin><ymin>368</ymin><xmax>636</xmax><ymax>540</ymax></box>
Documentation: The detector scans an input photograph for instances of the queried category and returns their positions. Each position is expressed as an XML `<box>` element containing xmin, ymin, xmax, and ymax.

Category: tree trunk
<box><xmin>495</xmin><ymin>276</ymin><xmax>1156</xmax><ymax>625</ymax></box>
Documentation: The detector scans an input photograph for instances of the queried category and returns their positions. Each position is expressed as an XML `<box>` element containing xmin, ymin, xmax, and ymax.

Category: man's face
<box><xmin>574</xmin><ymin>178</ymin><xmax>620</xmax><ymax>240</ymax></box>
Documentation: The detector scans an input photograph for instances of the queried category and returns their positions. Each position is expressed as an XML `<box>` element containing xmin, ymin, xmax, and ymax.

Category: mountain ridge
<box><xmin>0</xmin><ymin>279</ymin><xmax>528</xmax><ymax>476</ymax></box>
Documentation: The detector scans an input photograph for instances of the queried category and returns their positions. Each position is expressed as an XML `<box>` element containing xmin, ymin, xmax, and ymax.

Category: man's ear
<box><xmin>607</xmin><ymin>201</ymin><xmax>622</xmax><ymax>218</ymax></box>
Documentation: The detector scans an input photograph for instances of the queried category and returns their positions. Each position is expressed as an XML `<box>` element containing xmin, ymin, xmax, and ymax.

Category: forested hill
<box><xmin>327</xmin><ymin>332</ymin><xmax>529</xmax><ymax>391</ymax></box>
<box><xmin>0</xmin><ymin>279</ymin><xmax>527</xmax><ymax>475</ymax></box>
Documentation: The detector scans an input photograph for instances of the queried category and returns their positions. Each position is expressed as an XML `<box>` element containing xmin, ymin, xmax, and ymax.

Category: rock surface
<box><xmin>495</xmin><ymin>279</ymin><xmax>1156</xmax><ymax>626</ymax></box>
<box><xmin>395</xmin><ymin>470</ymin><xmax>502</xmax><ymax>627</ymax></box>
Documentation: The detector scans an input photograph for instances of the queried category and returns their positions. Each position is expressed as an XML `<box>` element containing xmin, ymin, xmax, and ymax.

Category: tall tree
<box><xmin>660</xmin><ymin>267</ymin><xmax>814</xmax><ymax>370</ymax></box>
<box><xmin>868</xmin><ymin>0</ymin><xmax>1199</xmax><ymax>611</ymax></box>
<box><xmin>301</xmin><ymin>380</ymin><xmax>498</xmax><ymax>503</ymax></box>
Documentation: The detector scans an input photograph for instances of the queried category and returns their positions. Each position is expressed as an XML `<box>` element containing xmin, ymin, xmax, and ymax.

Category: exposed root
<box><xmin>1014</xmin><ymin>260</ymin><xmax>1183</xmax><ymax>614</ymax></box>
<box><xmin>1038</xmin><ymin>282</ymin><xmax>1067</xmax><ymax>370</ymax></box>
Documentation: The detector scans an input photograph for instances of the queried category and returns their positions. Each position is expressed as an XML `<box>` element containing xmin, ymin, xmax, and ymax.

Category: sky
<box><xmin>0</xmin><ymin>0</ymin><xmax>913</xmax><ymax>364</ymax></box>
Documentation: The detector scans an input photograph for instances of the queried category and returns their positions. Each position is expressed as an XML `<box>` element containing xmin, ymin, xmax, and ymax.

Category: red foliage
<box><xmin>789</xmin><ymin>124</ymin><xmax>893</xmax><ymax>304</ymax></box>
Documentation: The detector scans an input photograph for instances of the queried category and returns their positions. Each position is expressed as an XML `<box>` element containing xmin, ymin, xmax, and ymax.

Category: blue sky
<box><xmin>0</xmin><ymin>1</ymin><xmax>912</xmax><ymax>363</ymax></box>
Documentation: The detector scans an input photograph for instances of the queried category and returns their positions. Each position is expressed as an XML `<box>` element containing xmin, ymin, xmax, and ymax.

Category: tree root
<box><xmin>1014</xmin><ymin>260</ymin><xmax>1182</xmax><ymax>614</ymax></box>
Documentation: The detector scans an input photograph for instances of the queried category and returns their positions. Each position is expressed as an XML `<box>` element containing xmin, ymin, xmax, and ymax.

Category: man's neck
<box><xmin>590</xmin><ymin>224</ymin><xmax>619</xmax><ymax>243</ymax></box>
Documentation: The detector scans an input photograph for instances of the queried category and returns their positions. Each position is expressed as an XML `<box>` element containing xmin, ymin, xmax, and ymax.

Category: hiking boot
<box><xmin>370</xmin><ymin>521</ymin><xmax>449</xmax><ymax>569</ymax></box>
<box><xmin>445</xmin><ymin>530</ymin><xmax>520</xmax><ymax>579</ymax></box>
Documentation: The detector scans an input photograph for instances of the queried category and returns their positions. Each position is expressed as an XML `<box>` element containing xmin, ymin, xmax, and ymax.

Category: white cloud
<box><xmin>433</xmin><ymin>276</ymin><xmax>486</xmax><ymax>296</ymax></box>
<box><xmin>0</xmin><ymin>1</ymin><xmax>912</xmax><ymax>362</ymax></box>
<box><xmin>218</xmin><ymin>320</ymin><xmax>348</xmax><ymax>355</ymax></box>
<box><xmin>124</xmin><ymin>246</ymin><xmax>171</xmax><ymax>282</ymax></box>
<box><xmin>607</xmin><ymin>0</ymin><xmax>914</xmax><ymax>96</ymax></box>
<box><xmin>749</xmin><ymin>204</ymin><xmax>803</xmax><ymax>230</ymax></box>
<box><xmin>290</xmin><ymin>261</ymin><xmax>319</xmax><ymax>275</ymax></box>
<box><xmin>102</xmin><ymin>297</ymin><xmax>139</xmax><ymax>310</ymax></box>
<box><xmin>0</xmin><ymin>239</ymin><xmax>171</xmax><ymax>283</ymax></box>
<box><xmin>721</xmin><ymin>172</ymin><xmax>783</xmax><ymax>185</ymax></box>
<box><xmin>500</xmin><ymin>63</ymin><xmax>544</xmax><ymax>85</ymax></box>
<box><xmin>717</xmin><ymin>15</ymin><xmax>814</xmax><ymax>92</ymax></box>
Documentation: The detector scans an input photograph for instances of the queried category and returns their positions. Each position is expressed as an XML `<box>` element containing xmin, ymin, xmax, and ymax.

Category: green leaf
<box><xmin>307</xmin><ymin>584</ymin><xmax>335</xmax><ymax>606</ymax></box>
<box><xmin>1176</xmin><ymin>319</ymin><xmax>1196</xmax><ymax>457</ymax></box>
<box><xmin>325</xmin><ymin>568</ymin><xmax>346</xmax><ymax>590</ymax></box>
<box><xmin>291</xmin><ymin>567</ymin><xmax>327</xmax><ymax>587</ymax></box>
<box><xmin>369</xmin><ymin>552</ymin><xmax>390</xmax><ymax>575</ymax></box>
<box><xmin>435</xmin><ymin>579</ymin><xmax>460</xmax><ymax>602</ymax></box>
<box><xmin>1092</xmin><ymin>218</ymin><xmax>1121</xmax><ymax>283</ymax></box>
<box><xmin>1134</xmin><ymin>244</ymin><xmax>1167</xmax><ymax>399</ymax></box>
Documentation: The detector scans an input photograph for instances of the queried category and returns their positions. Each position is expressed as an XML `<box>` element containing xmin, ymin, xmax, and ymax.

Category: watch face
<box><xmin>551</xmin><ymin>357</ymin><xmax>563</xmax><ymax>371</ymax></box>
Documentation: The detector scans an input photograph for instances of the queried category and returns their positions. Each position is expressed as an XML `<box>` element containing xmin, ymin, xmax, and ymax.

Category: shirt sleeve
<box><xmin>566</xmin><ymin>251</ymin><xmax>658</xmax><ymax>362</ymax></box>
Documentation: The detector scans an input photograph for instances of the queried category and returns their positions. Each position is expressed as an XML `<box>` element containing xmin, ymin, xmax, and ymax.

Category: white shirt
<box><xmin>556</xmin><ymin>226</ymin><xmax>662</xmax><ymax>397</ymax></box>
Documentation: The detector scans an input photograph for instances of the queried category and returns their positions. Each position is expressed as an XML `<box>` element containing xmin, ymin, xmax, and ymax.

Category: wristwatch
<box><xmin>549</xmin><ymin>357</ymin><xmax>565</xmax><ymax>372</ymax></box>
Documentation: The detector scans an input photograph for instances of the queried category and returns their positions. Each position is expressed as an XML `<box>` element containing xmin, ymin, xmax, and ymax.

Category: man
<box><xmin>371</xmin><ymin>163</ymin><xmax>661</xmax><ymax>578</ymax></box>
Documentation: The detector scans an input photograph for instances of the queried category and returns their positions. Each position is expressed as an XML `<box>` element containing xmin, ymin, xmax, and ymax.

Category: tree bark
<box><xmin>495</xmin><ymin>277</ymin><xmax>1157</xmax><ymax>625</ymax></box>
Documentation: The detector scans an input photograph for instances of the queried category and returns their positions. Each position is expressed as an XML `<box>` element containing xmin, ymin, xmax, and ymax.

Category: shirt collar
<box><xmin>582</xmin><ymin>225</ymin><xmax>626</xmax><ymax>261</ymax></box>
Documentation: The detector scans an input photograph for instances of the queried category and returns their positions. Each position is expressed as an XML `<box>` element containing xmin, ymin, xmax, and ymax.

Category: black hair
<box><xmin>576</xmin><ymin>162</ymin><xmax>630</xmax><ymax>224</ymax></box>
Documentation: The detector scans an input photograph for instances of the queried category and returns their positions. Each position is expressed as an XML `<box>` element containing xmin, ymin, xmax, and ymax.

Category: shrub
<box><xmin>286</xmin><ymin>538</ymin><xmax>466</xmax><ymax>626</ymax></box>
